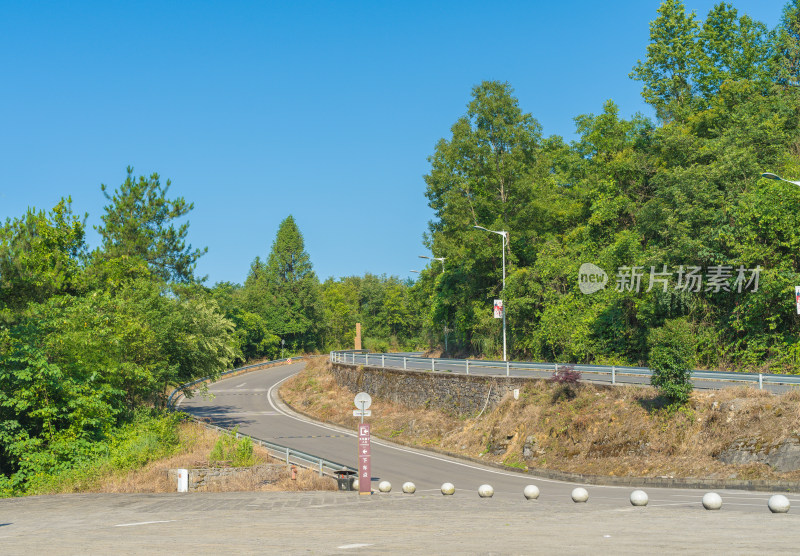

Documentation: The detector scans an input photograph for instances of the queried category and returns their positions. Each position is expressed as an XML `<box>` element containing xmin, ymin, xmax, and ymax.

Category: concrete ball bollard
<box><xmin>478</xmin><ymin>484</ymin><xmax>494</xmax><ymax>498</ymax></box>
<box><xmin>629</xmin><ymin>490</ymin><xmax>649</xmax><ymax>507</ymax></box>
<box><xmin>523</xmin><ymin>485</ymin><xmax>540</xmax><ymax>500</ymax></box>
<box><xmin>571</xmin><ymin>487</ymin><xmax>589</xmax><ymax>503</ymax></box>
<box><xmin>702</xmin><ymin>492</ymin><xmax>722</xmax><ymax>510</ymax></box>
<box><xmin>441</xmin><ymin>482</ymin><xmax>456</xmax><ymax>495</ymax></box>
<box><xmin>768</xmin><ymin>494</ymin><xmax>790</xmax><ymax>514</ymax></box>
<box><xmin>352</xmin><ymin>479</ymin><xmax>359</xmax><ymax>490</ymax></box>
<box><xmin>378</xmin><ymin>481</ymin><xmax>392</xmax><ymax>493</ymax></box>
<box><xmin>402</xmin><ymin>482</ymin><xmax>416</xmax><ymax>494</ymax></box>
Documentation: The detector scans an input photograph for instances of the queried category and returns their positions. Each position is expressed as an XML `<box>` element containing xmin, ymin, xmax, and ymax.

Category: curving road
<box><xmin>178</xmin><ymin>361</ymin><xmax>799</xmax><ymax>516</ymax></box>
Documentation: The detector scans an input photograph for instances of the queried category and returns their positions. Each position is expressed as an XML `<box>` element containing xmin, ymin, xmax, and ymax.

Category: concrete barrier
<box><xmin>571</xmin><ymin>487</ymin><xmax>589</xmax><ymax>503</ymax></box>
<box><xmin>702</xmin><ymin>492</ymin><xmax>722</xmax><ymax>510</ymax></box>
<box><xmin>478</xmin><ymin>484</ymin><xmax>494</xmax><ymax>498</ymax></box>
<box><xmin>523</xmin><ymin>485</ymin><xmax>540</xmax><ymax>500</ymax></box>
<box><xmin>441</xmin><ymin>482</ymin><xmax>455</xmax><ymax>495</ymax></box>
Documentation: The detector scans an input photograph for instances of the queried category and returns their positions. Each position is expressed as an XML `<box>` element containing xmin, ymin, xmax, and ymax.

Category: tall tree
<box><xmin>630</xmin><ymin>0</ymin><xmax>699</xmax><ymax>122</ymax></box>
<box><xmin>96</xmin><ymin>167</ymin><xmax>206</xmax><ymax>283</ymax></box>
<box><xmin>247</xmin><ymin>216</ymin><xmax>321</xmax><ymax>351</ymax></box>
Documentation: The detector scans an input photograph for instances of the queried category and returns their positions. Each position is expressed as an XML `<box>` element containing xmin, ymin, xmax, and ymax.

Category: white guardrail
<box><xmin>168</xmin><ymin>356</ymin><xmax>356</xmax><ymax>478</ymax></box>
<box><xmin>329</xmin><ymin>351</ymin><xmax>800</xmax><ymax>393</ymax></box>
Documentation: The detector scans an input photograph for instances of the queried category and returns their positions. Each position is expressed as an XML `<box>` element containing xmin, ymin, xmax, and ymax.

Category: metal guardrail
<box><xmin>169</xmin><ymin>356</ymin><xmax>357</xmax><ymax>477</ymax></box>
<box><xmin>199</xmin><ymin>422</ymin><xmax>354</xmax><ymax>478</ymax></box>
<box><xmin>329</xmin><ymin>351</ymin><xmax>800</xmax><ymax>393</ymax></box>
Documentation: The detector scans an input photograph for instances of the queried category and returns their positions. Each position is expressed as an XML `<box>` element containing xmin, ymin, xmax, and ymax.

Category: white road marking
<box><xmin>266</xmin><ymin>376</ymin><xmax>624</xmax><ymax>489</ymax></box>
<box><xmin>235</xmin><ymin>382</ymin><xmax>247</xmax><ymax>388</ymax></box>
<box><xmin>200</xmin><ymin>411</ymin><xmax>278</xmax><ymax>417</ymax></box>
<box><xmin>114</xmin><ymin>520</ymin><xmax>175</xmax><ymax>527</ymax></box>
<box><xmin>207</xmin><ymin>388</ymin><xmax>268</xmax><ymax>393</ymax></box>
<box><xmin>337</xmin><ymin>543</ymin><xmax>373</xmax><ymax>549</ymax></box>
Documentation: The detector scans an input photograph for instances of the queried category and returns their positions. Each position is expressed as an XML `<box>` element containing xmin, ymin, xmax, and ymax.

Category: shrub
<box><xmin>549</xmin><ymin>364</ymin><xmax>581</xmax><ymax>402</ymax></box>
<box><xmin>209</xmin><ymin>426</ymin><xmax>258</xmax><ymax>467</ymax></box>
<box><xmin>648</xmin><ymin>319</ymin><xmax>696</xmax><ymax>406</ymax></box>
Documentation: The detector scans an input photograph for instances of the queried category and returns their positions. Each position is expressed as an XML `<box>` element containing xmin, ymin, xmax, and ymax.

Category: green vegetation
<box><xmin>0</xmin><ymin>411</ymin><xmax>184</xmax><ymax>497</ymax></box>
<box><xmin>0</xmin><ymin>169</ymin><xmax>237</xmax><ymax>496</ymax></box>
<box><xmin>414</xmin><ymin>0</ymin><xmax>800</xmax><ymax>372</ymax></box>
<box><xmin>208</xmin><ymin>426</ymin><xmax>259</xmax><ymax>467</ymax></box>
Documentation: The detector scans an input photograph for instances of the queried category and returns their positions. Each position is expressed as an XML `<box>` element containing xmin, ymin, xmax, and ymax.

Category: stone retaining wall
<box><xmin>168</xmin><ymin>464</ymin><xmax>284</xmax><ymax>491</ymax></box>
<box><xmin>330</xmin><ymin>363</ymin><xmax>532</xmax><ymax>416</ymax></box>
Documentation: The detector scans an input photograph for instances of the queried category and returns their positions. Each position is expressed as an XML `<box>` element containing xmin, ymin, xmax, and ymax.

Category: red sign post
<box><xmin>358</xmin><ymin>423</ymin><xmax>371</xmax><ymax>495</ymax></box>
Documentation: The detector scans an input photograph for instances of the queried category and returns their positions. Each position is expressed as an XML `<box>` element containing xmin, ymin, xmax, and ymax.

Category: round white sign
<box><xmin>354</xmin><ymin>392</ymin><xmax>372</xmax><ymax>410</ymax></box>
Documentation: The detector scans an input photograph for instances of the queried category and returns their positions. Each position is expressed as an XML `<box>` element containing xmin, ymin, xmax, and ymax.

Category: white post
<box><xmin>506</xmin><ymin>360</ymin><xmax>510</xmax><ymax>377</ymax></box>
<box><xmin>285</xmin><ymin>447</ymin><xmax>290</xmax><ymax>465</ymax></box>
<box><xmin>403</xmin><ymin>357</ymin><xmax>407</xmax><ymax>370</ymax></box>
<box><xmin>365</xmin><ymin>353</ymin><xmax>369</xmax><ymax>366</ymax></box>
<box><xmin>382</xmin><ymin>354</ymin><xmax>385</xmax><ymax>368</ymax></box>
<box><xmin>759</xmin><ymin>373</ymin><xmax>763</xmax><ymax>390</ymax></box>
<box><xmin>352</xmin><ymin>352</ymin><xmax>355</xmax><ymax>364</ymax></box>
<box><xmin>612</xmin><ymin>366</ymin><xmax>616</xmax><ymax>385</ymax></box>
<box><xmin>319</xmin><ymin>458</ymin><xmax>324</xmax><ymax>476</ymax></box>
<box><xmin>555</xmin><ymin>362</ymin><xmax>558</xmax><ymax>373</ymax></box>
<box><xmin>466</xmin><ymin>359</ymin><xmax>469</xmax><ymax>375</ymax></box>
<box><xmin>432</xmin><ymin>358</ymin><xmax>435</xmax><ymax>372</ymax></box>
<box><xmin>177</xmin><ymin>469</ymin><xmax>188</xmax><ymax>493</ymax></box>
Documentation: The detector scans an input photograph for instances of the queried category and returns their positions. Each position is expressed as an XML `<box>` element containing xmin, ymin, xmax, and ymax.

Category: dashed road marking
<box><xmin>337</xmin><ymin>543</ymin><xmax>373</xmax><ymax>549</ymax></box>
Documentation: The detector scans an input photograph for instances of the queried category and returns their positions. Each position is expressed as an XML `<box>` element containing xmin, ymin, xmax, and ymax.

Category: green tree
<box><xmin>648</xmin><ymin>319</ymin><xmax>696</xmax><ymax>405</ymax></box>
<box><xmin>630</xmin><ymin>0</ymin><xmax>699</xmax><ymax>122</ymax></box>
<box><xmin>244</xmin><ymin>216</ymin><xmax>321</xmax><ymax>351</ymax></box>
<box><xmin>96</xmin><ymin>167</ymin><xmax>206</xmax><ymax>283</ymax></box>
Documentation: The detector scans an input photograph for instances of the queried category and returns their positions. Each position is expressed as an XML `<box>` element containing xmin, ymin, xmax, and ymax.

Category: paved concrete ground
<box><xmin>1</xmin><ymin>490</ymin><xmax>798</xmax><ymax>554</ymax></box>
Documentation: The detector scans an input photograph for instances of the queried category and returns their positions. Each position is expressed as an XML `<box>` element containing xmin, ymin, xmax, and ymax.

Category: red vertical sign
<box><xmin>358</xmin><ymin>423</ymin><xmax>371</xmax><ymax>495</ymax></box>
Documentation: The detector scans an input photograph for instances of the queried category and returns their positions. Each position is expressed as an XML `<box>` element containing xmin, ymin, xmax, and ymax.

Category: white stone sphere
<box><xmin>441</xmin><ymin>482</ymin><xmax>456</xmax><ymax>495</ymax></box>
<box><xmin>352</xmin><ymin>479</ymin><xmax>359</xmax><ymax>490</ymax></box>
<box><xmin>768</xmin><ymin>494</ymin><xmax>790</xmax><ymax>514</ymax></box>
<box><xmin>523</xmin><ymin>485</ymin><xmax>540</xmax><ymax>500</ymax></box>
<box><xmin>402</xmin><ymin>482</ymin><xmax>416</xmax><ymax>494</ymax></box>
<box><xmin>629</xmin><ymin>490</ymin><xmax>649</xmax><ymax>507</ymax></box>
<box><xmin>571</xmin><ymin>487</ymin><xmax>589</xmax><ymax>503</ymax></box>
<box><xmin>478</xmin><ymin>484</ymin><xmax>494</xmax><ymax>498</ymax></box>
<box><xmin>378</xmin><ymin>480</ymin><xmax>392</xmax><ymax>493</ymax></box>
<box><xmin>702</xmin><ymin>492</ymin><xmax>722</xmax><ymax>510</ymax></box>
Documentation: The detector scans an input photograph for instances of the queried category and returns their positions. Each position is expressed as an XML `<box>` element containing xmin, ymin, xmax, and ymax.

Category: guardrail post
<box><xmin>432</xmin><ymin>358</ymin><xmax>435</xmax><ymax>372</ymax></box>
<box><xmin>506</xmin><ymin>361</ymin><xmax>510</xmax><ymax>376</ymax></box>
<box><xmin>286</xmin><ymin>447</ymin><xmax>290</xmax><ymax>465</ymax></box>
<box><xmin>555</xmin><ymin>362</ymin><xmax>558</xmax><ymax>373</ymax></box>
<box><xmin>759</xmin><ymin>373</ymin><xmax>763</xmax><ymax>390</ymax></box>
<box><xmin>466</xmin><ymin>359</ymin><xmax>469</xmax><ymax>375</ymax></box>
<box><xmin>403</xmin><ymin>357</ymin><xmax>407</xmax><ymax>370</ymax></box>
<box><xmin>612</xmin><ymin>366</ymin><xmax>616</xmax><ymax>385</ymax></box>
<box><xmin>382</xmin><ymin>354</ymin><xmax>385</xmax><ymax>368</ymax></box>
<box><xmin>319</xmin><ymin>458</ymin><xmax>323</xmax><ymax>476</ymax></box>
<box><xmin>365</xmin><ymin>353</ymin><xmax>369</xmax><ymax>366</ymax></box>
<box><xmin>352</xmin><ymin>352</ymin><xmax>355</xmax><ymax>364</ymax></box>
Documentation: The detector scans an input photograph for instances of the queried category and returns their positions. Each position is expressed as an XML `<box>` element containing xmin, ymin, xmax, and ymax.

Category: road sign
<box><xmin>353</xmin><ymin>409</ymin><xmax>372</xmax><ymax>417</ymax></box>
<box><xmin>354</xmin><ymin>392</ymin><xmax>372</xmax><ymax>410</ymax></box>
<box><xmin>796</xmin><ymin>286</ymin><xmax>800</xmax><ymax>315</ymax></box>
<box><xmin>358</xmin><ymin>423</ymin><xmax>371</xmax><ymax>495</ymax></box>
<box><xmin>493</xmin><ymin>299</ymin><xmax>503</xmax><ymax>319</ymax></box>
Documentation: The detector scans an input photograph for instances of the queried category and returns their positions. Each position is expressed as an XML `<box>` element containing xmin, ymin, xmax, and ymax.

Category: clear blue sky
<box><xmin>0</xmin><ymin>1</ymin><xmax>785</xmax><ymax>286</ymax></box>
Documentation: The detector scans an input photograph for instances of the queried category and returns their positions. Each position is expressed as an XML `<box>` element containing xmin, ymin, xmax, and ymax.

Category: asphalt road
<box><xmin>178</xmin><ymin>361</ymin><xmax>800</xmax><ymax>516</ymax></box>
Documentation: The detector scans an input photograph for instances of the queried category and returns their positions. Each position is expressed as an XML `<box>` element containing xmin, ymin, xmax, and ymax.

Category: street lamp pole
<box><xmin>473</xmin><ymin>225</ymin><xmax>508</xmax><ymax>361</ymax></box>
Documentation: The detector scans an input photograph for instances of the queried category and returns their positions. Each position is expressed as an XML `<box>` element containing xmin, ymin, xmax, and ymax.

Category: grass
<box><xmin>24</xmin><ymin>417</ymin><xmax>335</xmax><ymax>495</ymax></box>
<box><xmin>281</xmin><ymin>358</ymin><xmax>800</xmax><ymax>481</ymax></box>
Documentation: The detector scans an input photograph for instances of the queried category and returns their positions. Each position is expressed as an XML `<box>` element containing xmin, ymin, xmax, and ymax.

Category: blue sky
<box><xmin>0</xmin><ymin>1</ymin><xmax>785</xmax><ymax>286</ymax></box>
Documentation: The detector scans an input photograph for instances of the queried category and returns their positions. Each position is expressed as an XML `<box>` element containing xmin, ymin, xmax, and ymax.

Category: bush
<box><xmin>209</xmin><ymin>426</ymin><xmax>258</xmax><ymax>467</ymax></box>
<box><xmin>549</xmin><ymin>364</ymin><xmax>581</xmax><ymax>402</ymax></box>
<box><xmin>648</xmin><ymin>319</ymin><xmax>696</xmax><ymax>406</ymax></box>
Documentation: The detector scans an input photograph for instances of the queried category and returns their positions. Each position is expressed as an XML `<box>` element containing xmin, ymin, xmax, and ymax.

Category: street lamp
<box><xmin>473</xmin><ymin>225</ymin><xmax>509</xmax><ymax>361</ymax></box>
<box><xmin>762</xmin><ymin>173</ymin><xmax>800</xmax><ymax>187</ymax></box>
<box><xmin>419</xmin><ymin>255</ymin><xmax>446</xmax><ymax>271</ymax></box>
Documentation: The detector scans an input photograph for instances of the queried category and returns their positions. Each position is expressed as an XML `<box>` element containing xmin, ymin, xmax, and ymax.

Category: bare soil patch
<box><xmin>280</xmin><ymin>358</ymin><xmax>800</xmax><ymax>481</ymax></box>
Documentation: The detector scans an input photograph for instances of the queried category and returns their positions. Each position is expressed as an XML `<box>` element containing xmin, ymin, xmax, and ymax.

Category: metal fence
<box><xmin>169</xmin><ymin>356</ymin><xmax>356</xmax><ymax>477</ymax></box>
<box><xmin>329</xmin><ymin>351</ymin><xmax>800</xmax><ymax>393</ymax></box>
